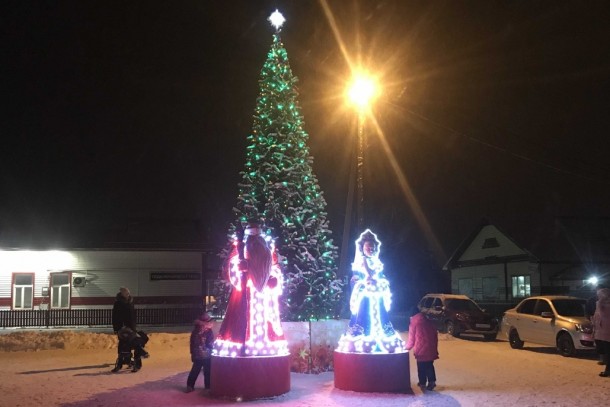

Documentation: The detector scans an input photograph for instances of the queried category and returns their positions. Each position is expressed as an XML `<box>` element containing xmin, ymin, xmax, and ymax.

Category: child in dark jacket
<box><xmin>186</xmin><ymin>312</ymin><xmax>215</xmax><ymax>392</ymax></box>
<box><xmin>111</xmin><ymin>327</ymin><xmax>149</xmax><ymax>373</ymax></box>
<box><xmin>405</xmin><ymin>309</ymin><xmax>439</xmax><ymax>391</ymax></box>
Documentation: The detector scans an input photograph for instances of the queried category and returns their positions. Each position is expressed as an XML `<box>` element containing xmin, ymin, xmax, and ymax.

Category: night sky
<box><xmin>3</xmin><ymin>1</ymin><xmax>610</xmax><ymax>290</ymax></box>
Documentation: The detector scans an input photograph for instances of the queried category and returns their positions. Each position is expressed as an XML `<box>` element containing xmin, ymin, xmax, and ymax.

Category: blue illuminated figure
<box><xmin>337</xmin><ymin>229</ymin><xmax>405</xmax><ymax>353</ymax></box>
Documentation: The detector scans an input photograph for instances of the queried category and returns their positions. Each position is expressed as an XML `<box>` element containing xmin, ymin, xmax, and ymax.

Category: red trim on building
<box><xmin>1</xmin><ymin>296</ymin><xmax>201</xmax><ymax>308</ymax></box>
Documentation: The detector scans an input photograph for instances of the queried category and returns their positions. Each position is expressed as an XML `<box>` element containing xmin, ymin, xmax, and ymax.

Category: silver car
<box><xmin>501</xmin><ymin>295</ymin><xmax>595</xmax><ymax>356</ymax></box>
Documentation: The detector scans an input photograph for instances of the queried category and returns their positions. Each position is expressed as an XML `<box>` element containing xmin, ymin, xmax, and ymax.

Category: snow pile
<box><xmin>0</xmin><ymin>330</ymin><xmax>188</xmax><ymax>352</ymax></box>
<box><xmin>0</xmin><ymin>331</ymin><xmax>115</xmax><ymax>352</ymax></box>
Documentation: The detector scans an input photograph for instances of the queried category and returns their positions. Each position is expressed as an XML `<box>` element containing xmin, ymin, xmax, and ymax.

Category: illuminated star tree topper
<box><xmin>268</xmin><ymin>9</ymin><xmax>285</xmax><ymax>31</ymax></box>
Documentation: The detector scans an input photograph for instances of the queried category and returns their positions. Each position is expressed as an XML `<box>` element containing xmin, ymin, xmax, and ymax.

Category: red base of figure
<box><xmin>334</xmin><ymin>351</ymin><xmax>412</xmax><ymax>393</ymax></box>
<box><xmin>210</xmin><ymin>354</ymin><xmax>291</xmax><ymax>400</ymax></box>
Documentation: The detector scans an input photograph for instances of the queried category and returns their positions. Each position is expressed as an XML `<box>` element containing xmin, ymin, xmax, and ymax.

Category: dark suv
<box><xmin>417</xmin><ymin>294</ymin><xmax>498</xmax><ymax>340</ymax></box>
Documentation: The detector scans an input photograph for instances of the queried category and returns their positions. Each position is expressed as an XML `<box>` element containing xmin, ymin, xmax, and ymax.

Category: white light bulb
<box><xmin>268</xmin><ymin>9</ymin><xmax>285</xmax><ymax>30</ymax></box>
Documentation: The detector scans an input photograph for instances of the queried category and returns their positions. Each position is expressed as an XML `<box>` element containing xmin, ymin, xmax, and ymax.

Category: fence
<box><xmin>0</xmin><ymin>308</ymin><xmax>202</xmax><ymax>328</ymax></box>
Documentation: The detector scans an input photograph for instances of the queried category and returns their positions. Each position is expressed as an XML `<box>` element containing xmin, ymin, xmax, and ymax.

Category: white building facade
<box><xmin>0</xmin><ymin>249</ymin><xmax>207</xmax><ymax>311</ymax></box>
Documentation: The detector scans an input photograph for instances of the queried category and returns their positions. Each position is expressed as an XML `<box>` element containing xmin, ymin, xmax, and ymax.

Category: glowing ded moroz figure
<box><xmin>213</xmin><ymin>223</ymin><xmax>288</xmax><ymax>357</ymax></box>
<box><xmin>337</xmin><ymin>229</ymin><xmax>406</xmax><ymax>353</ymax></box>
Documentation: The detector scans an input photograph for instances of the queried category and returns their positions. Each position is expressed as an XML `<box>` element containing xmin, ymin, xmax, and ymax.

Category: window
<box><xmin>552</xmin><ymin>299</ymin><xmax>587</xmax><ymax>317</ymax></box>
<box><xmin>13</xmin><ymin>273</ymin><xmax>34</xmax><ymax>309</ymax></box>
<box><xmin>458</xmin><ymin>278</ymin><xmax>473</xmax><ymax>298</ymax></box>
<box><xmin>482</xmin><ymin>277</ymin><xmax>498</xmax><ymax>299</ymax></box>
<box><xmin>517</xmin><ymin>299</ymin><xmax>536</xmax><ymax>314</ymax></box>
<box><xmin>446</xmin><ymin>299</ymin><xmax>480</xmax><ymax>312</ymax></box>
<box><xmin>534</xmin><ymin>299</ymin><xmax>552</xmax><ymax>316</ymax></box>
<box><xmin>51</xmin><ymin>273</ymin><xmax>70</xmax><ymax>309</ymax></box>
<box><xmin>482</xmin><ymin>238</ymin><xmax>500</xmax><ymax>249</ymax></box>
<box><xmin>420</xmin><ymin>297</ymin><xmax>434</xmax><ymax>309</ymax></box>
<box><xmin>512</xmin><ymin>275</ymin><xmax>531</xmax><ymax>298</ymax></box>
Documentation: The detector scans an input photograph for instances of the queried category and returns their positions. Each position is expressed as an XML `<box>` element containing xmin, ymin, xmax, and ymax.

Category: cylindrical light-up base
<box><xmin>334</xmin><ymin>351</ymin><xmax>412</xmax><ymax>393</ymax></box>
<box><xmin>210</xmin><ymin>354</ymin><xmax>291</xmax><ymax>400</ymax></box>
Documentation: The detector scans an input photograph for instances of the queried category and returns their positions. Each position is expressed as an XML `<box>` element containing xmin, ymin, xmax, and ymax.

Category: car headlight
<box><xmin>575</xmin><ymin>323</ymin><xmax>593</xmax><ymax>334</ymax></box>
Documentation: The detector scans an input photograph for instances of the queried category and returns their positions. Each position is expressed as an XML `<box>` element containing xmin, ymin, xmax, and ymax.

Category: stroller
<box><xmin>111</xmin><ymin>327</ymin><xmax>149</xmax><ymax>373</ymax></box>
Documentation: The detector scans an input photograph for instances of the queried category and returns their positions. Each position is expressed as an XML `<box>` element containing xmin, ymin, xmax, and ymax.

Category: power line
<box><xmin>389</xmin><ymin>102</ymin><xmax>610</xmax><ymax>185</ymax></box>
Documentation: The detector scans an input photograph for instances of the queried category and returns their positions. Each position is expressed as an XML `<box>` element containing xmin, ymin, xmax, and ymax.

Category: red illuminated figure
<box><xmin>214</xmin><ymin>222</ymin><xmax>288</xmax><ymax>357</ymax></box>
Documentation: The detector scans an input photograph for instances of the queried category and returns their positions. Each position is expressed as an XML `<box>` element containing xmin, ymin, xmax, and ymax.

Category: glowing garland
<box><xmin>336</xmin><ymin>229</ymin><xmax>406</xmax><ymax>354</ymax></box>
<box><xmin>214</xmin><ymin>232</ymin><xmax>289</xmax><ymax>357</ymax></box>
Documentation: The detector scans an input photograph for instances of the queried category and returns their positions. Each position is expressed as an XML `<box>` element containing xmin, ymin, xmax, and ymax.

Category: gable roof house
<box><xmin>443</xmin><ymin>217</ymin><xmax>610</xmax><ymax>315</ymax></box>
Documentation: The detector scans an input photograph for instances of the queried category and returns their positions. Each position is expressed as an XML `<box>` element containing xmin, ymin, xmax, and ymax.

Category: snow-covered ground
<box><xmin>1</xmin><ymin>328</ymin><xmax>608</xmax><ymax>407</ymax></box>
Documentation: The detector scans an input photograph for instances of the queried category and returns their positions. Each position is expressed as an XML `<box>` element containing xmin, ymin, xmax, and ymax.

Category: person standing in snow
<box><xmin>186</xmin><ymin>312</ymin><xmax>215</xmax><ymax>392</ymax></box>
<box><xmin>593</xmin><ymin>287</ymin><xmax>610</xmax><ymax>377</ymax></box>
<box><xmin>405</xmin><ymin>307</ymin><xmax>439</xmax><ymax>391</ymax></box>
<box><xmin>111</xmin><ymin>287</ymin><xmax>149</xmax><ymax>368</ymax></box>
<box><xmin>112</xmin><ymin>286</ymin><xmax>136</xmax><ymax>332</ymax></box>
<box><xmin>589</xmin><ymin>284</ymin><xmax>608</xmax><ymax>366</ymax></box>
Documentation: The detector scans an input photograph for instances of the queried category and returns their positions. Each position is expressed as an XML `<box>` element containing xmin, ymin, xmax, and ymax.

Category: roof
<box><xmin>522</xmin><ymin>295</ymin><xmax>584</xmax><ymax>301</ymax></box>
<box><xmin>0</xmin><ymin>218</ymin><xmax>218</xmax><ymax>252</ymax></box>
<box><xmin>423</xmin><ymin>293</ymin><xmax>471</xmax><ymax>300</ymax></box>
<box><xmin>443</xmin><ymin>217</ymin><xmax>535</xmax><ymax>270</ymax></box>
<box><xmin>444</xmin><ymin>216</ymin><xmax>610</xmax><ymax>270</ymax></box>
<box><xmin>555</xmin><ymin>216</ymin><xmax>610</xmax><ymax>263</ymax></box>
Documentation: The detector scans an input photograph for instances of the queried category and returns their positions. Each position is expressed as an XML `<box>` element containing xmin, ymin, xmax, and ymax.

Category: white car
<box><xmin>501</xmin><ymin>295</ymin><xmax>595</xmax><ymax>356</ymax></box>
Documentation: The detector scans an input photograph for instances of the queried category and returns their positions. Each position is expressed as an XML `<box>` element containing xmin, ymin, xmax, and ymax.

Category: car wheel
<box><xmin>484</xmin><ymin>333</ymin><xmax>497</xmax><ymax>341</ymax></box>
<box><xmin>557</xmin><ymin>333</ymin><xmax>575</xmax><ymax>357</ymax></box>
<box><xmin>509</xmin><ymin>329</ymin><xmax>524</xmax><ymax>349</ymax></box>
<box><xmin>446</xmin><ymin>321</ymin><xmax>460</xmax><ymax>337</ymax></box>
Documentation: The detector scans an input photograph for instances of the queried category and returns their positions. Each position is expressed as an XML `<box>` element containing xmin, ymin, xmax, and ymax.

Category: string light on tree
<box><xmin>220</xmin><ymin>9</ymin><xmax>343</xmax><ymax>321</ymax></box>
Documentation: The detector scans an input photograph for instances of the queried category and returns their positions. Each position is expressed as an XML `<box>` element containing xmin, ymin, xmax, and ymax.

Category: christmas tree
<box><xmin>227</xmin><ymin>11</ymin><xmax>343</xmax><ymax>321</ymax></box>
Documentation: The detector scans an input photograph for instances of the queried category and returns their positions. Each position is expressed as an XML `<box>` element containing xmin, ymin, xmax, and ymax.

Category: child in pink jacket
<box><xmin>406</xmin><ymin>309</ymin><xmax>439</xmax><ymax>391</ymax></box>
<box><xmin>593</xmin><ymin>288</ymin><xmax>610</xmax><ymax>377</ymax></box>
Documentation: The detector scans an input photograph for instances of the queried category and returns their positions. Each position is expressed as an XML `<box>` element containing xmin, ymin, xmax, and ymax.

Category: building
<box><xmin>443</xmin><ymin>217</ymin><xmax>610</xmax><ymax>314</ymax></box>
<box><xmin>0</xmin><ymin>219</ymin><xmax>221</xmax><ymax>327</ymax></box>
<box><xmin>1</xmin><ymin>248</ymin><xmax>215</xmax><ymax>311</ymax></box>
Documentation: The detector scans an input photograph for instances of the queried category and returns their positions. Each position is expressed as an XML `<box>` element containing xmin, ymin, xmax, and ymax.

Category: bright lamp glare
<box><xmin>588</xmin><ymin>276</ymin><xmax>599</xmax><ymax>286</ymax></box>
<box><xmin>0</xmin><ymin>250</ymin><xmax>76</xmax><ymax>273</ymax></box>
<box><xmin>347</xmin><ymin>75</ymin><xmax>377</xmax><ymax>109</ymax></box>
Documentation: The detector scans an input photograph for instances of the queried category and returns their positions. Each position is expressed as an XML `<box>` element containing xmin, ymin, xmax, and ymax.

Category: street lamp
<box><xmin>338</xmin><ymin>71</ymin><xmax>379</xmax><ymax>283</ymax></box>
<box><xmin>346</xmin><ymin>71</ymin><xmax>378</xmax><ymax>231</ymax></box>
<box><xmin>347</xmin><ymin>75</ymin><xmax>377</xmax><ymax>112</ymax></box>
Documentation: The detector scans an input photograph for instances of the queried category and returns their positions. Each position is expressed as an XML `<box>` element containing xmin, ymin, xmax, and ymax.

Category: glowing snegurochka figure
<box><xmin>337</xmin><ymin>229</ymin><xmax>406</xmax><ymax>353</ymax></box>
<box><xmin>214</xmin><ymin>223</ymin><xmax>288</xmax><ymax>357</ymax></box>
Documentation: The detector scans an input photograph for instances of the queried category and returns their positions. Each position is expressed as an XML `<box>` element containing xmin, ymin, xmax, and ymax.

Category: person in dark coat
<box><xmin>111</xmin><ymin>287</ymin><xmax>148</xmax><ymax>368</ymax></box>
<box><xmin>112</xmin><ymin>287</ymin><xmax>136</xmax><ymax>332</ymax></box>
<box><xmin>111</xmin><ymin>327</ymin><xmax>149</xmax><ymax>373</ymax></box>
<box><xmin>186</xmin><ymin>312</ymin><xmax>215</xmax><ymax>392</ymax></box>
<box><xmin>406</xmin><ymin>309</ymin><xmax>439</xmax><ymax>391</ymax></box>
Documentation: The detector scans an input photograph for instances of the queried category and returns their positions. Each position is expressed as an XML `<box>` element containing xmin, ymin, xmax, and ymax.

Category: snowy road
<box><xmin>1</xmin><ymin>331</ymin><xmax>608</xmax><ymax>406</ymax></box>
